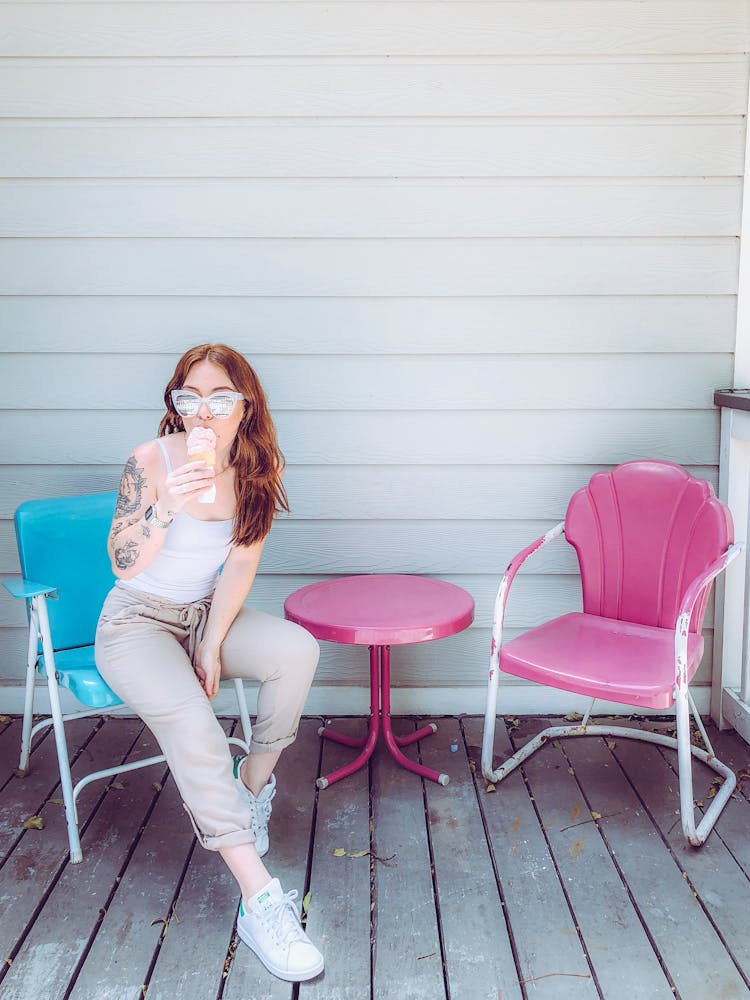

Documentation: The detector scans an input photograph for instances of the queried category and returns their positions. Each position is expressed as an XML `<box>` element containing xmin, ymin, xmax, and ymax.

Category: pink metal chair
<box><xmin>481</xmin><ymin>460</ymin><xmax>742</xmax><ymax>847</ymax></box>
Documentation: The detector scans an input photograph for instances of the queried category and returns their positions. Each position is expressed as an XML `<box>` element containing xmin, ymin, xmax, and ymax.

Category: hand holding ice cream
<box><xmin>187</xmin><ymin>426</ymin><xmax>217</xmax><ymax>503</ymax></box>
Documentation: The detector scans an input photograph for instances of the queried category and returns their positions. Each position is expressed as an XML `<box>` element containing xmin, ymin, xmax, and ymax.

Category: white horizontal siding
<box><xmin>0</xmin><ymin>353</ymin><xmax>733</xmax><ymax>410</ymax></box>
<box><xmin>3</xmin><ymin>58</ymin><xmax>747</xmax><ymax>117</ymax></box>
<box><xmin>0</xmin><ymin>410</ymin><xmax>721</xmax><ymax>466</ymax></box>
<box><xmin>0</xmin><ymin>464</ymin><xmax>719</xmax><ymax>522</ymax></box>
<box><xmin>0</xmin><ymin>296</ymin><xmax>736</xmax><ymax>354</ymax></box>
<box><xmin>2</xmin><ymin>2</ymin><xmax>747</xmax><ymax>57</ymax></box>
<box><xmin>0</xmin><ymin>0</ymin><xmax>746</xmax><ymax>713</ymax></box>
<box><xmin>2</xmin><ymin>122</ymin><xmax>743</xmax><ymax>178</ymax></box>
<box><xmin>0</xmin><ymin>238</ymin><xmax>739</xmax><ymax>295</ymax></box>
<box><xmin>1</xmin><ymin>179</ymin><xmax>740</xmax><ymax>238</ymax></box>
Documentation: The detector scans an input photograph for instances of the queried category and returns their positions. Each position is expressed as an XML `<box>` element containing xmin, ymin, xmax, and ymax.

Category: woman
<box><xmin>95</xmin><ymin>343</ymin><xmax>323</xmax><ymax>983</ymax></box>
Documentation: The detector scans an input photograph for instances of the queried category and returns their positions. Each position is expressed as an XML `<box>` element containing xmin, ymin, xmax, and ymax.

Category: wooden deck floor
<box><xmin>1</xmin><ymin>712</ymin><xmax>750</xmax><ymax>1000</ymax></box>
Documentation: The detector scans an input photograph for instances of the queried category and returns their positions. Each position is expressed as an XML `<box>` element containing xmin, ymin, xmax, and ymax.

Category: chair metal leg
<box><xmin>675</xmin><ymin>681</ymin><xmax>736</xmax><ymax>846</ymax></box>
<box><xmin>481</xmin><ymin>651</ymin><xmax>503</xmax><ymax>781</ymax></box>
<box><xmin>16</xmin><ymin>608</ymin><xmax>40</xmax><ymax>777</ymax></box>
<box><xmin>48</xmin><ymin>677</ymin><xmax>84</xmax><ymax>863</ymax></box>
<box><xmin>36</xmin><ymin>596</ymin><xmax>84</xmax><ymax>863</ymax></box>
<box><xmin>483</xmin><ymin>709</ymin><xmax>737</xmax><ymax>847</ymax></box>
<box><xmin>232</xmin><ymin>678</ymin><xmax>252</xmax><ymax>751</ymax></box>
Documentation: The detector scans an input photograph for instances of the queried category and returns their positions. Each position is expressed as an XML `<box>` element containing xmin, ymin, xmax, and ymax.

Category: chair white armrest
<box><xmin>673</xmin><ymin>541</ymin><xmax>744</xmax><ymax>691</ymax></box>
<box><xmin>490</xmin><ymin>521</ymin><xmax>565</xmax><ymax>672</ymax></box>
<box><xmin>482</xmin><ymin>521</ymin><xmax>565</xmax><ymax>778</ymax></box>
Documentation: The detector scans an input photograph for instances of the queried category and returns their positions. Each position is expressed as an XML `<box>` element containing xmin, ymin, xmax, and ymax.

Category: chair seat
<box><xmin>39</xmin><ymin>646</ymin><xmax>123</xmax><ymax>709</ymax></box>
<box><xmin>500</xmin><ymin>612</ymin><xmax>705</xmax><ymax>710</ymax></box>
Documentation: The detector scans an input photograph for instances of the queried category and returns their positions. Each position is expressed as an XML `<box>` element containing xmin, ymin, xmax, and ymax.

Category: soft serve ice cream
<box><xmin>186</xmin><ymin>426</ymin><xmax>217</xmax><ymax>503</ymax></box>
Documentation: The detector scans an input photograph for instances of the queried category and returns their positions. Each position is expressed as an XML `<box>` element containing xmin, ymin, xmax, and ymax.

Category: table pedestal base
<box><xmin>316</xmin><ymin>645</ymin><xmax>450</xmax><ymax>789</ymax></box>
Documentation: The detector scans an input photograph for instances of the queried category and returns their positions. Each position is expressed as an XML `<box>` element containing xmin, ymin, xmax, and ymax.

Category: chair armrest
<box><xmin>3</xmin><ymin>577</ymin><xmax>58</xmax><ymax>600</ymax></box>
<box><xmin>673</xmin><ymin>542</ymin><xmax>743</xmax><ymax>688</ymax></box>
<box><xmin>677</xmin><ymin>542</ymin><xmax>743</xmax><ymax>624</ymax></box>
<box><xmin>490</xmin><ymin>521</ymin><xmax>565</xmax><ymax>667</ymax></box>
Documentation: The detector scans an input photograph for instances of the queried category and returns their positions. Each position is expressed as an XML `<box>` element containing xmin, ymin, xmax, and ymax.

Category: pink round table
<box><xmin>284</xmin><ymin>574</ymin><xmax>475</xmax><ymax>789</ymax></box>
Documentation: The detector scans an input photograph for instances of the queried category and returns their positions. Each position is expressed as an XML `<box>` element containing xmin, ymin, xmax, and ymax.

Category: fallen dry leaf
<box><xmin>332</xmin><ymin>847</ymin><xmax>346</xmax><ymax>857</ymax></box>
<box><xmin>22</xmin><ymin>815</ymin><xmax>43</xmax><ymax>831</ymax></box>
<box><xmin>485</xmin><ymin>783</ymin><xmax>496</xmax><ymax>793</ymax></box>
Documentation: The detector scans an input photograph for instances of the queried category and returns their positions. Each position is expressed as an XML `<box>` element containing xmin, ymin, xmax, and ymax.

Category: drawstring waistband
<box><xmin>115</xmin><ymin>581</ymin><xmax>212</xmax><ymax>665</ymax></box>
<box><xmin>178</xmin><ymin>599</ymin><xmax>212</xmax><ymax>663</ymax></box>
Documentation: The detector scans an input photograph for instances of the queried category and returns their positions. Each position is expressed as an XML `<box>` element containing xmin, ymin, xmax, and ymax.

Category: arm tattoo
<box><xmin>114</xmin><ymin>539</ymin><xmax>140</xmax><ymax>570</ymax></box>
<box><xmin>111</xmin><ymin>515</ymin><xmax>140</xmax><ymax>539</ymax></box>
<box><xmin>115</xmin><ymin>455</ymin><xmax>147</xmax><ymax>518</ymax></box>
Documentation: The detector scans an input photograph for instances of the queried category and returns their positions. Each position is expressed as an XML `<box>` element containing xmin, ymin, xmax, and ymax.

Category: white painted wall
<box><xmin>1</xmin><ymin>1</ymin><xmax>748</xmax><ymax>715</ymax></box>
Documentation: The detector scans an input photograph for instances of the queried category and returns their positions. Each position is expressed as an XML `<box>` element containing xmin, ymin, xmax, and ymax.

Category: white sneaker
<box><xmin>233</xmin><ymin>755</ymin><xmax>276</xmax><ymax>857</ymax></box>
<box><xmin>237</xmin><ymin>878</ymin><xmax>324</xmax><ymax>982</ymax></box>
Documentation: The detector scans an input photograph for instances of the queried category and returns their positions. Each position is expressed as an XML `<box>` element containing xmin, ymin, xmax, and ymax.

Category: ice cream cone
<box><xmin>187</xmin><ymin>428</ymin><xmax>217</xmax><ymax>504</ymax></box>
<box><xmin>189</xmin><ymin>449</ymin><xmax>216</xmax><ymax>467</ymax></box>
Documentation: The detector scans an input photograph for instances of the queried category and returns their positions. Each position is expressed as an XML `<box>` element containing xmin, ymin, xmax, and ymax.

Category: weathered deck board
<box><xmin>509</xmin><ymin>717</ymin><xmax>675</xmax><ymax>1000</ymax></box>
<box><xmin>702</xmin><ymin>727</ymin><xmax>750</xmax><ymax>878</ymax></box>
<box><xmin>0</xmin><ymin>718</ymin><xmax>21</xmax><ymax>773</ymax></box>
<box><xmin>68</xmin><ymin>720</ymin><xmax>236</xmax><ymax>1000</ymax></box>
<box><xmin>421</xmin><ymin>717</ymin><xmax>522</xmax><ymax>1000</ymax></box>
<box><xmin>301</xmin><ymin>718</ymin><xmax>372</xmax><ymax>1000</ymax></box>
<box><xmin>371</xmin><ymin>720</ymin><xmax>445</xmax><ymax>1000</ymax></box>
<box><xmin>144</xmin><ymin>833</ymin><xmax>234</xmax><ymax>1000</ymax></box>
<box><xmin>0</xmin><ymin>717</ymin><xmax>145</xmax><ymax>966</ymax></box>
<box><xmin>463</xmin><ymin>716</ymin><xmax>599</xmax><ymax>999</ymax></box>
<box><xmin>0</xmin><ymin>719</ymin><xmax>94</xmax><ymax>862</ymax></box>
<box><xmin>1</xmin><ymin>714</ymin><xmax>750</xmax><ymax>999</ymax></box>
<box><xmin>563</xmin><ymin>734</ymin><xmax>750</xmax><ymax>1000</ymax></box>
<box><xmin>222</xmin><ymin>717</ymin><xmax>322</xmax><ymax>1000</ymax></box>
<box><xmin>614</xmin><ymin>737</ymin><xmax>750</xmax><ymax>986</ymax></box>
<box><xmin>1</xmin><ymin>725</ymin><xmax>168</xmax><ymax>1000</ymax></box>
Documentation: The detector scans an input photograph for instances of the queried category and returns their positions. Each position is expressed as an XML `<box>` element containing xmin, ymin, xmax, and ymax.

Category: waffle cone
<box><xmin>188</xmin><ymin>449</ymin><xmax>215</xmax><ymax>468</ymax></box>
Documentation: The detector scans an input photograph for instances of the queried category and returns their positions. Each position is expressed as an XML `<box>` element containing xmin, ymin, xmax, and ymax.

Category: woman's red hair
<box><xmin>158</xmin><ymin>344</ymin><xmax>289</xmax><ymax>546</ymax></box>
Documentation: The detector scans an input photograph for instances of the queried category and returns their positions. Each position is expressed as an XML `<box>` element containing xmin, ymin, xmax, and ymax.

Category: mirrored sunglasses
<box><xmin>171</xmin><ymin>389</ymin><xmax>245</xmax><ymax>419</ymax></box>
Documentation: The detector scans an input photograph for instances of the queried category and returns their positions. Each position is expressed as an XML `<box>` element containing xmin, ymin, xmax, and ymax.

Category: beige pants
<box><xmin>95</xmin><ymin>582</ymin><xmax>320</xmax><ymax>850</ymax></box>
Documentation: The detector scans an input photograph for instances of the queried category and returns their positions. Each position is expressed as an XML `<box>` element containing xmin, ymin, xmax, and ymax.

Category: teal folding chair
<box><xmin>4</xmin><ymin>492</ymin><xmax>252</xmax><ymax>863</ymax></box>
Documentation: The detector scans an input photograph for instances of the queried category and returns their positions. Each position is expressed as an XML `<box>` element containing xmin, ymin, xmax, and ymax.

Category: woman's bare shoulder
<box><xmin>126</xmin><ymin>438</ymin><xmax>163</xmax><ymax>467</ymax></box>
<box><xmin>130</xmin><ymin>433</ymin><xmax>186</xmax><ymax>464</ymax></box>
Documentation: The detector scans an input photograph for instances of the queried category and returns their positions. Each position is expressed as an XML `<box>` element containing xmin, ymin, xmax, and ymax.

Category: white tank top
<box><xmin>126</xmin><ymin>438</ymin><xmax>234</xmax><ymax>602</ymax></box>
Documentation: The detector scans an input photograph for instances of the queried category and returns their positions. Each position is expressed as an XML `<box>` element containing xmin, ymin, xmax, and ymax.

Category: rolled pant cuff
<box><xmin>183</xmin><ymin>804</ymin><xmax>256</xmax><ymax>852</ymax></box>
<box><xmin>248</xmin><ymin>732</ymin><xmax>297</xmax><ymax>755</ymax></box>
<box><xmin>202</xmin><ymin>828</ymin><xmax>257</xmax><ymax>851</ymax></box>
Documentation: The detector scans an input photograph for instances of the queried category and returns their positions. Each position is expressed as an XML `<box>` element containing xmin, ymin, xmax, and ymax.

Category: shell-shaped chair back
<box><xmin>565</xmin><ymin>461</ymin><xmax>732</xmax><ymax>632</ymax></box>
